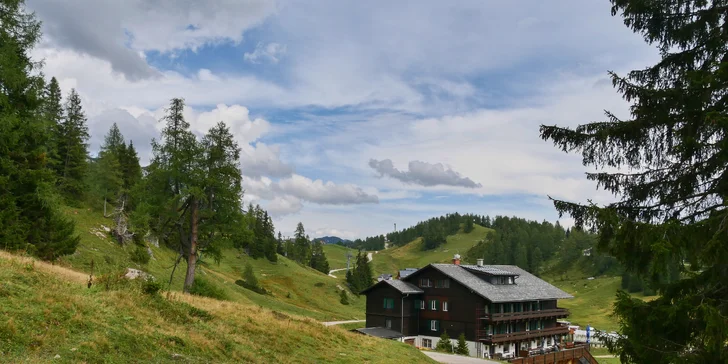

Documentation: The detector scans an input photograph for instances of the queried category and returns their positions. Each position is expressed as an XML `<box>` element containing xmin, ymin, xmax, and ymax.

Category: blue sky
<box><xmin>28</xmin><ymin>0</ymin><xmax>659</xmax><ymax>239</ymax></box>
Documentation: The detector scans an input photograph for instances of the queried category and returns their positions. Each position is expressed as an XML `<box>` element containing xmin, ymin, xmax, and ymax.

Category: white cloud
<box><xmin>369</xmin><ymin>159</ymin><xmax>483</xmax><ymax>188</ymax></box>
<box><xmin>244</xmin><ymin>42</ymin><xmax>287</xmax><ymax>64</ymax></box>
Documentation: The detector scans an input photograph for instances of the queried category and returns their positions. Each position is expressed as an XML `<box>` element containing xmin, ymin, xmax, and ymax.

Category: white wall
<box><xmin>416</xmin><ymin>336</ymin><xmax>482</xmax><ymax>358</ymax></box>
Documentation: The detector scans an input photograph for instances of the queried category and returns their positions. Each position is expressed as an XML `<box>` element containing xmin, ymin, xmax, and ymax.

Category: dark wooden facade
<box><xmin>364</xmin><ymin>283</ymin><xmax>419</xmax><ymax>336</ymax></box>
<box><xmin>363</xmin><ymin>264</ymin><xmax>571</xmax><ymax>353</ymax></box>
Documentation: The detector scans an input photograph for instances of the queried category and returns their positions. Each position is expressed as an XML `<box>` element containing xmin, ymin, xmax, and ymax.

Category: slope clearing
<box><xmin>57</xmin><ymin>207</ymin><xmax>365</xmax><ymax>321</ymax></box>
<box><xmin>0</xmin><ymin>252</ymin><xmax>432</xmax><ymax>363</ymax></box>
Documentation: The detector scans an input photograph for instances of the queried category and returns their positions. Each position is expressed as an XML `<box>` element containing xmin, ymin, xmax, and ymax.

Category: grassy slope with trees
<box><xmin>0</xmin><ymin>252</ymin><xmax>432</xmax><ymax>363</ymax></box>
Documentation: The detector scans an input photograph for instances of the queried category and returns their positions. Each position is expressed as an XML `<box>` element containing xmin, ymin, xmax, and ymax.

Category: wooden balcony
<box><xmin>476</xmin><ymin>308</ymin><xmax>570</xmax><ymax>322</ymax></box>
<box><xmin>477</xmin><ymin>326</ymin><xmax>569</xmax><ymax>343</ymax></box>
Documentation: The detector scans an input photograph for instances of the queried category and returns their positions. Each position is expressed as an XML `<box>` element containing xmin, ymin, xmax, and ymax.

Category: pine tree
<box><xmin>293</xmin><ymin>222</ymin><xmax>311</xmax><ymax>265</ymax></box>
<box><xmin>91</xmin><ymin>123</ymin><xmax>124</xmax><ymax>213</ymax></box>
<box><xmin>120</xmin><ymin>141</ymin><xmax>142</xmax><ymax>191</ymax></box>
<box><xmin>0</xmin><ymin>0</ymin><xmax>79</xmax><ymax>259</ymax></box>
<box><xmin>435</xmin><ymin>330</ymin><xmax>452</xmax><ymax>352</ymax></box>
<box><xmin>57</xmin><ymin>89</ymin><xmax>89</xmax><ymax>203</ymax></box>
<box><xmin>540</xmin><ymin>1</ymin><xmax>728</xmax><ymax>362</ymax></box>
<box><xmin>310</xmin><ymin>239</ymin><xmax>330</xmax><ymax>274</ymax></box>
<box><xmin>276</xmin><ymin>231</ymin><xmax>285</xmax><ymax>255</ymax></box>
<box><xmin>455</xmin><ymin>333</ymin><xmax>469</xmax><ymax>355</ymax></box>
<box><xmin>530</xmin><ymin>247</ymin><xmax>544</xmax><ymax>275</ymax></box>
<box><xmin>464</xmin><ymin>215</ymin><xmax>474</xmax><ymax>233</ymax></box>
<box><xmin>243</xmin><ymin>262</ymin><xmax>259</xmax><ymax>289</ymax></box>
<box><xmin>146</xmin><ymin>98</ymin><xmax>204</xmax><ymax>292</ymax></box>
<box><xmin>339</xmin><ymin>289</ymin><xmax>349</xmax><ymax>305</ymax></box>
<box><xmin>42</xmin><ymin>76</ymin><xmax>63</xmax><ymax>174</ymax></box>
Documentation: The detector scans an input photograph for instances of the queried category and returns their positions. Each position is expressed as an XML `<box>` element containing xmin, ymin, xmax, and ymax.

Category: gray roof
<box><xmin>355</xmin><ymin>327</ymin><xmax>403</xmax><ymax>339</ymax></box>
<box><xmin>461</xmin><ymin>265</ymin><xmax>516</xmax><ymax>276</ymax></box>
<box><xmin>398</xmin><ymin>268</ymin><xmax>418</xmax><ymax>278</ymax></box>
<box><xmin>427</xmin><ymin>264</ymin><xmax>573</xmax><ymax>303</ymax></box>
<box><xmin>384</xmin><ymin>279</ymin><xmax>424</xmax><ymax>294</ymax></box>
<box><xmin>360</xmin><ymin>277</ymin><xmax>424</xmax><ymax>295</ymax></box>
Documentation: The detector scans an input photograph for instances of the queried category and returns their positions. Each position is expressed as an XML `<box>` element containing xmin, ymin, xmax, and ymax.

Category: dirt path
<box><xmin>321</xmin><ymin>319</ymin><xmax>365</xmax><ymax>327</ymax></box>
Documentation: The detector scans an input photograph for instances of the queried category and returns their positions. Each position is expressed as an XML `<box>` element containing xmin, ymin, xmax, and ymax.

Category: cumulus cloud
<box><xmin>275</xmin><ymin>174</ymin><xmax>379</xmax><ymax>205</ymax></box>
<box><xmin>27</xmin><ymin>0</ymin><xmax>276</xmax><ymax>80</ymax></box>
<box><xmin>244</xmin><ymin>42</ymin><xmax>287</xmax><ymax>64</ymax></box>
<box><xmin>369</xmin><ymin>159</ymin><xmax>482</xmax><ymax>188</ymax></box>
<box><xmin>241</xmin><ymin>174</ymin><xmax>379</xmax><ymax>217</ymax></box>
<box><xmin>240</xmin><ymin>143</ymin><xmax>294</xmax><ymax>178</ymax></box>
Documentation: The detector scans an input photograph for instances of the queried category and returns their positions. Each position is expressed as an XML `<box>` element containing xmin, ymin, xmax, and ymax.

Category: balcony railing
<box><xmin>476</xmin><ymin>308</ymin><xmax>570</xmax><ymax>322</ymax></box>
<box><xmin>476</xmin><ymin>326</ymin><xmax>569</xmax><ymax>343</ymax></box>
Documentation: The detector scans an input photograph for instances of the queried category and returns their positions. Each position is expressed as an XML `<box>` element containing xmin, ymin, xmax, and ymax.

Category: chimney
<box><xmin>452</xmin><ymin>254</ymin><xmax>461</xmax><ymax>265</ymax></box>
<box><xmin>477</xmin><ymin>258</ymin><xmax>484</xmax><ymax>267</ymax></box>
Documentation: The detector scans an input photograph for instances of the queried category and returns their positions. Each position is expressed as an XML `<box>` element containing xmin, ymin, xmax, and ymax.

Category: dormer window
<box><xmin>490</xmin><ymin>276</ymin><xmax>516</xmax><ymax>285</ymax></box>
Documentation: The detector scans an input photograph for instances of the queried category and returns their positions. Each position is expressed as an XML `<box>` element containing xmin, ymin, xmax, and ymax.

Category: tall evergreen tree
<box><xmin>91</xmin><ymin>123</ymin><xmax>125</xmax><ymax>213</ymax></box>
<box><xmin>57</xmin><ymin>88</ymin><xmax>89</xmax><ymax>202</ymax></box>
<box><xmin>293</xmin><ymin>222</ymin><xmax>311</xmax><ymax>265</ymax></box>
<box><xmin>310</xmin><ymin>239</ymin><xmax>330</xmax><ymax>274</ymax></box>
<box><xmin>540</xmin><ymin>1</ymin><xmax>728</xmax><ymax>362</ymax></box>
<box><xmin>42</xmin><ymin>76</ymin><xmax>63</xmax><ymax>174</ymax></box>
<box><xmin>0</xmin><ymin>0</ymin><xmax>78</xmax><ymax>259</ymax></box>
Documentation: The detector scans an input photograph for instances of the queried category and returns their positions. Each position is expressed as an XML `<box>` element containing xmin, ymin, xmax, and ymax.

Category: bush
<box><xmin>314</xmin><ymin>282</ymin><xmax>325</xmax><ymax>287</ymax></box>
<box><xmin>455</xmin><ymin>333</ymin><xmax>469</xmax><ymax>355</ymax></box>
<box><xmin>234</xmin><ymin>279</ymin><xmax>268</xmax><ymax>295</ymax></box>
<box><xmin>189</xmin><ymin>277</ymin><xmax>227</xmax><ymax>300</ymax></box>
<box><xmin>435</xmin><ymin>330</ymin><xmax>452</xmax><ymax>353</ymax></box>
<box><xmin>339</xmin><ymin>289</ymin><xmax>349</xmax><ymax>305</ymax></box>
<box><xmin>142</xmin><ymin>277</ymin><xmax>162</xmax><ymax>295</ymax></box>
<box><xmin>130</xmin><ymin>245</ymin><xmax>150</xmax><ymax>265</ymax></box>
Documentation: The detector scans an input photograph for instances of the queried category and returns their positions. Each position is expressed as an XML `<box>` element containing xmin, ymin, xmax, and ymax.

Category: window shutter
<box><xmin>383</xmin><ymin>298</ymin><xmax>387</xmax><ymax>308</ymax></box>
<box><xmin>435</xmin><ymin>320</ymin><xmax>440</xmax><ymax>331</ymax></box>
<box><xmin>434</xmin><ymin>300</ymin><xmax>438</xmax><ymax>311</ymax></box>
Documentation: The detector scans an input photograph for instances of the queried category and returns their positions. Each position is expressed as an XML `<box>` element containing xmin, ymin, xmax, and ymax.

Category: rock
<box><xmin>124</xmin><ymin>268</ymin><xmax>151</xmax><ymax>280</ymax></box>
<box><xmin>71</xmin><ymin>348</ymin><xmax>77</xmax><ymax>352</ymax></box>
<box><xmin>54</xmin><ymin>354</ymin><xmax>61</xmax><ymax>359</ymax></box>
<box><xmin>101</xmin><ymin>225</ymin><xmax>111</xmax><ymax>233</ymax></box>
<box><xmin>171</xmin><ymin>353</ymin><xmax>185</xmax><ymax>360</ymax></box>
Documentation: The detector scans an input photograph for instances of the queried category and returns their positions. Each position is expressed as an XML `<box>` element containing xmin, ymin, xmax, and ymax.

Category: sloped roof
<box><xmin>360</xmin><ymin>278</ymin><xmax>424</xmax><ymax>295</ymax></box>
<box><xmin>461</xmin><ymin>265</ymin><xmax>516</xmax><ymax>276</ymax></box>
<box><xmin>398</xmin><ymin>268</ymin><xmax>418</xmax><ymax>278</ymax></box>
<box><xmin>424</xmin><ymin>264</ymin><xmax>573</xmax><ymax>303</ymax></box>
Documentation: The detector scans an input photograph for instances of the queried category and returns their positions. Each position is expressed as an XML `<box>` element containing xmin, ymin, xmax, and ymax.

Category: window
<box><xmin>385</xmin><ymin>319</ymin><xmax>392</xmax><ymax>329</ymax></box>
<box><xmin>434</xmin><ymin>279</ymin><xmax>450</xmax><ymax>288</ymax></box>
<box><xmin>442</xmin><ymin>301</ymin><xmax>448</xmax><ymax>311</ymax></box>
<box><xmin>430</xmin><ymin>320</ymin><xmax>439</xmax><ymax>331</ymax></box>
<box><xmin>504</xmin><ymin>344</ymin><xmax>510</xmax><ymax>353</ymax></box>
<box><xmin>430</xmin><ymin>300</ymin><xmax>438</xmax><ymax>311</ymax></box>
<box><xmin>547</xmin><ymin>337</ymin><xmax>552</xmax><ymax>346</ymax></box>
<box><xmin>383</xmin><ymin>298</ymin><xmax>394</xmax><ymax>309</ymax></box>
<box><xmin>418</xmin><ymin>300</ymin><xmax>425</xmax><ymax>309</ymax></box>
<box><xmin>419</xmin><ymin>278</ymin><xmax>431</xmax><ymax>288</ymax></box>
<box><xmin>422</xmin><ymin>339</ymin><xmax>432</xmax><ymax>348</ymax></box>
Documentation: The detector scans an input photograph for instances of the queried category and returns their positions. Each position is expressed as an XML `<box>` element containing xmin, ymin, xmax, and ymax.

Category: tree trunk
<box><xmin>183</xmin><ymin>198</ymin><xmax>199</xmax><ymax>293</ymax></box>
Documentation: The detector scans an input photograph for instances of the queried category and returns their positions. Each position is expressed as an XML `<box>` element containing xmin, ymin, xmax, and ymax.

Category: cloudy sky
<box><xmin>27</xmin><ymin>0</ymin><xmax>659</xmax><ymax>239</ymax></box>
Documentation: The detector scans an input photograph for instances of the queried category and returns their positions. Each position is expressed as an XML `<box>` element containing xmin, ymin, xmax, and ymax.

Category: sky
<box><xmin>27</xmin><ymin>0</ymin><xmax>660</xmax><ymax>240</ymax></box>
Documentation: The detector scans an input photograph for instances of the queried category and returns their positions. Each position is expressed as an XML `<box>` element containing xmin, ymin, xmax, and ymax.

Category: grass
<box><xmin>56</xmin><ymin>206</ymin><xmax>366</xmax><ymax>322</ymax></box>
<box><xmin>322</xmin><ymin>244</ymin><xmax>357</xmax><ymax>270</ymax></box>
<box><xmin>369</xmin><ymin>225</ymin><xmax>492</xmax><ymax>277</ymax></box>
<box><xmin>0</xmin><ymin>253</ymin><xmax>433</xmax><ymax>363</ymax></box>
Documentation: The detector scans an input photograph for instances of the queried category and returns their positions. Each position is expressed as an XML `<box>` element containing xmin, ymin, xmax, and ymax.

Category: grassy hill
<box><xmin>0</xmin><ymin>251</ymin><xmax>432</xmax><ymax>363</ymax></box>
<box><xmin>369</xmin><ymin>224</ymin><xmax>493</xmax><ymax>277</ymax></box>
<box><xmin>56</xmin><ymin>207</ymin><xmax>365</xmax><ymax>322</ymax></box>
<box><xmin>322</xmin><ymin>244</ymin><xmax>357</xmax><ymax>270</ymax></box>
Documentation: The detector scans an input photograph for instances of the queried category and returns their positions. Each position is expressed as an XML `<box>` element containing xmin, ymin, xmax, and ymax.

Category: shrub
<box><xmin>314</xmin><ymin>282</ymin><xmax>325</xmax><ymax>287</ymax></box>
<box><xmin>455</xmin><ymin>333</ymin><xmax>469</xmax><ymax>355</ymax></box>
<box><xmin>189</xmin><ymin>277</ymin><xmax>227</xmax><ymax>300</ymax></box>
<box><xmin>234</xmin><ymin>279</ymin><xmax>267</xmax><ymax>295</ymax></box>
<box><xmin>339</xmin><ymin>289</ymin><xmax>349</xmax><ymax>305</ymax></box>
<box><xmin>130</xmin><ymin>245</ymin><xmax>150</xmax><ymax>265</ymax></box>
<box><xmin>435</xmin><ymin>330</ymin><xmax>452</xmax><ymax>353</ymax></box>
<box><xmin>141</xmin><ymin>277</ymin><xmax>162</xmax><ymax>295</ymax></box>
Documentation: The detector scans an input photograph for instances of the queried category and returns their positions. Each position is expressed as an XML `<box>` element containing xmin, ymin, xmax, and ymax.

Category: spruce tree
<box><xmin>0</xmin><ymin>0</ymin><xmax>79</xmax><ymax>259</ymax></box>
<box><xmin>455</xmin><ymin>333</ymin><xmax>469</xmax><ymax>355</ymax></box>
<box><xmin>91</xmin><ymin>123</ymin><xmax>124</xmax><ymax>212</ymax></box>
<box><xmin>293</xmin><ymin>222</ymin><xmax>311</xmax><ymax>265</ymax></box>
<box><xmin>540</xmin><ymin>1</ymin><xmax>728</xmax><ymax>362</ymax></box>
<box><xmin>57</xmin><ymin>89</ymin><xmax>89</xmax><ymax>203</ymax></box>
<box><xmin>310</xmin><ymin>239</ymin><xmax>330</xmax><ymax>274</ymax></box>
<box><xmin>435</xmin><ymin>331</ymin><xmax>452</xmax><ymax>352</ymax></box>
<box><xmin>42</xmin><ymin>76</ymin><xmax>63</xmax><ymax>174</ymax></box>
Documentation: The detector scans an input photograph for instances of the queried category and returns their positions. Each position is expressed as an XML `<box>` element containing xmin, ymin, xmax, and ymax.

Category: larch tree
<box><xmin>0</xmin><ymin>0</ymin><xmax>78</xmax><ymax>259</ymax></box>
<box><xmin>57</xmin><ymin>88</ymin><xmax>89</xmax><ymax>203</ymax></box>
<box><xmin>93</xmin><ymin>123</ymin><xmax>125</xmax><ymax>214</ymax></box>
<box><xmin>540</xmin><ymin>1</ymin><xmax>728</xmax><ymax>362</ymax></box>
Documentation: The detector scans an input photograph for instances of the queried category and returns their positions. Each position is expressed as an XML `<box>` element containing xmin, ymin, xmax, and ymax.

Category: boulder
<box><xmin>124</xmin><ymin>268</ymin><xmax>151</xmax><ymax>280</ymax></box>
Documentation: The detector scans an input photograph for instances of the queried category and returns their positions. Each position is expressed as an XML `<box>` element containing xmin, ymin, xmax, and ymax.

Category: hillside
<box><xmin>0</xmin><ymin>251</ymin><xmax>432</xmax><ymax>363</ymax></box>
<box><xmin>322</xmin><ymin>244</ymin><xmax>358</xmax><ymax>271</ymax></box>
<box><xmin>56</xmin><ymin>207</ymin><xmax>365</xmax><ymax>321</ymax></box>
<box><xmin>369</xmin><ymin>224</ymin><xmax>493</xmax><ymax>278</ymax></box>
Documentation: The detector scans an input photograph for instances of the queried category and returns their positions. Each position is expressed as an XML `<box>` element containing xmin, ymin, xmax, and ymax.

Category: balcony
<box><xmin>476</xmin><ymin>326</ymin><xmax>569</xmax><ymax>343</ymax></box>
<box><xmin>476</xmin><ymin>308</ymin><xmax>570</xmax><ymax>322</ymax></box>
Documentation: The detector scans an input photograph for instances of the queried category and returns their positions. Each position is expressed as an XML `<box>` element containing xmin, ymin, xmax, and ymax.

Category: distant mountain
<box><xmin>314</xmin><ymin>236</ymin><xmax>353</xmax><ymax>245</ymax></box>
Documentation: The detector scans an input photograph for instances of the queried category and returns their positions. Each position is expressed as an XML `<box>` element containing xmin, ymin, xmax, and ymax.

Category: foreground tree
<box><xmin>540</xmin><ymin>1</ymin><xmax>728</xmax><ymax>362</ymax></box>
<box><xmin>0</xmin><ymin>0</ymin><xmax>78</xmax><ymax>259</ymax></box>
